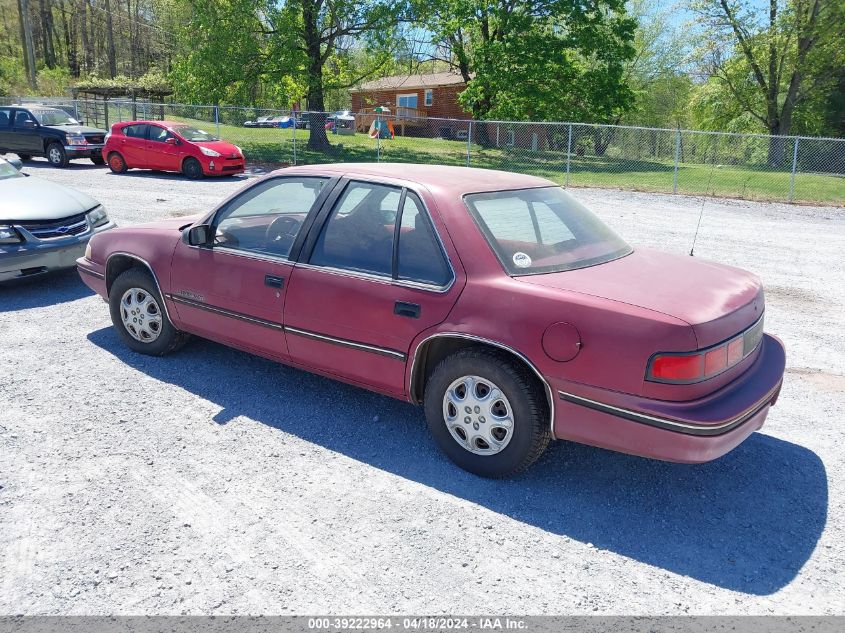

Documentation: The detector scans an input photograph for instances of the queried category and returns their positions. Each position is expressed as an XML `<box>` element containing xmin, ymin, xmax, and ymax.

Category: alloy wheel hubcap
<box><xmin>443</xmin><ymin>375</ymin><xmax>514</xmax><ymax>455</ymax></box>
<box><xmin>120</xmin><ymin>288</ymin><xmax>163</xmax><ymax>343</ymax></box>
<box><xmin>49</xmin><ymin>148</ymin><xmax>61</xmax><ymax>163</ymax></box>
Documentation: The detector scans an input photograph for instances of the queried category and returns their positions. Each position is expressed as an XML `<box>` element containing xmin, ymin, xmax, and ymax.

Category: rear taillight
<box><xmin>647</xmin><ymin>316</ymin><xmax>764</xmax><ymax>384</ymax></box>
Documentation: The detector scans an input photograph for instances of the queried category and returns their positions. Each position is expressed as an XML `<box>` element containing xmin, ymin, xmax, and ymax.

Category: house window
<box><xmin>506</xmin><ymin>130</ymin><xmax>515</xmax><ymax>147</ymax></box>
<box><xmin>424</xmin><ymin>89</ymin><xmax>433</xmax><ymax>107</ymax></box>
<box><xmin>396</xmin><ymin>93</ymin><xmax>418</xmax><ymax>116</ymax></box>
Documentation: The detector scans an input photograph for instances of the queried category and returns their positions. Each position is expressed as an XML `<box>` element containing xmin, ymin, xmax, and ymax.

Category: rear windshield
<box><xmin>464</xmin><ymin>187</ymin><xmax>632</xmax><ymax>275</ymax></box>
<box><xmin>172</xmin><ymin>125</ymin><xmax>218</xmax><ymax>142</ymax></box>
<box><xmin>0</xmin><ymin>160</ymin><xmax>23</xmax><ymax>180</ymax></box>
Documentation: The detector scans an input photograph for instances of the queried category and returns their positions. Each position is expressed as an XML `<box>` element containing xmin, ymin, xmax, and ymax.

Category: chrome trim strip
<box><xmin>105</xmin><ymin>252</ymin><xmax>173</xmax><ymax>322</ymax></box>
<box><xmin>77</xmin><ymin>264</ymin><xmax>104</xmax><ymax>280</ymax></box>
<box><xmin>166</xmin><ymin>293</ymin><xmax>284</xmax><ymax>331</ymax></box>
<box><xmin>284</xmin><ymin>326</ymin><xmax>406</xmax><ymax>360</ymax></box>
<box><xmin>408</xmin><ymin>332</ymin><xmax>556</xmax><ymax>436</ymax></box>
<box><xmin>294</xmin><ymin>262</ymin><xmax>454</xmax><ymax>294</ymax></box>
<box><xmin>211</xmin><ymin>246</ymin><xmax>295</xmax><ymax>267</ymax></box>
<box><xmin>558</xmin><ymin>384</ymin><xmax>780</xmax><ymax>437</ymax></box>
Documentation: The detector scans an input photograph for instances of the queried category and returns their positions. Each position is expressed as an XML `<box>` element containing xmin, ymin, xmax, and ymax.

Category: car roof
<box><xmin>277</xmin><ymin>163</ymin><xmax>554</xmax><ymax>195</ymax></box>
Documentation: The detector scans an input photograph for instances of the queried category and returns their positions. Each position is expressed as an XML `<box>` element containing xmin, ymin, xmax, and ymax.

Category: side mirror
<box><xmin>22</xmin><ymin>120</ymin><xmax>37</xmax><ymax>129</ymax></box>
<box><xmin>165</xmin><ymin>137</ymin><xmax>179</xmax><ymax>145</ymax></box>
<box><xmin>8</xmin><ymin>158</ymin><xmax>23</xmax><ymax>170</ymax></box>
<box><xmin>182</xmin><ymin>224</ymin><xmax>210</xmax><ymax>246</ymax></box>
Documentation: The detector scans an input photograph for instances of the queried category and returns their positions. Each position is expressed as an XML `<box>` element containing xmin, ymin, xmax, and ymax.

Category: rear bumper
<box><xmin>0</xmin><ymin>221</ymin><xmax>115</xmax><ymax>283</ymax></box>
<box><xmin>552</xmin><ymin>334</ymin><xmax>786</xmax><ymax>463</ymax></box>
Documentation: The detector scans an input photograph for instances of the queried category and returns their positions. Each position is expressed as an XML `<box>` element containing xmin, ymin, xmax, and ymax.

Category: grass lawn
<box><xmin>179</xmin><ymin>117</ymin><xmax>845</xmax><ymax>206</ymax></box>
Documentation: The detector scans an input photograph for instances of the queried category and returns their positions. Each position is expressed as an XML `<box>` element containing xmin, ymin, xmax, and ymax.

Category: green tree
<box><xmin>690</xmin><ymin>0</ymin><xmax>842</xmax><ymax>163</ymax></box>
<box><xmin>422</xmin><ymin>0</ymin><xmax>636</xmax><ymax>136</ymax></box>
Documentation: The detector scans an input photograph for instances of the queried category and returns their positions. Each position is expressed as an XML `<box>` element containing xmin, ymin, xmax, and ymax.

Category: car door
<box><xmin>146</xmin><ymin>124</ymin><xmax>182</xmax><ymax>172</ymax></box>
<box><xmin>168</xmin><ymin>175</ymin><xmax>334</xmax><ymax>361</ymax></box>
<box><xmin>283</xmin><ymin>178</ymin><xmax>461</xmax><ymax>396</ymax></box>
<box><xmin>118</xmin><ymin>123</ymin><xmax>149</xmax><ymax>166</ymax></box>
<box><xmin>10</xmin><ymin>109</ymin><xmax>42</xmax><ymax>154</ymax></box>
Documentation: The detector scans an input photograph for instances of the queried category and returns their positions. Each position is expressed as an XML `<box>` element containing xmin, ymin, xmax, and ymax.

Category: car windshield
<box><xmin>464</xmin><ymin>186</ymin><xmax>632</xmax><ymax>275</ymax></box>
<box><xmin>0</xmin><ymin>160</ymin><xmax>23</xmax><ymax>180</ymax></box>
<box><xmin>172</xmin><ymin>125</ymin><xmax>218</xmax><ymax>142</ymax></box>
<box><xmin>32</xmin><ymin>109</ymin><xmax>79</xmax><ymax>126</ymax></box>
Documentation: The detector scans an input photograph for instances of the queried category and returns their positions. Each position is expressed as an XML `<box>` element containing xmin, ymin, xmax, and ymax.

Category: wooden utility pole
<box><xmin>18</xmin><ymin>0</ymin><xmax>37</xmax><ymax>90</ymax></box>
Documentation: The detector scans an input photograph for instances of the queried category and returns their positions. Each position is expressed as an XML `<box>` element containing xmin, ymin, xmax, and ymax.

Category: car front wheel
<box><xmin>182</xmin><ymin>157</ymin><xmax>203</xmax><ymax>180</ymax></box>
<box><xmin>423</xmin><ymin>347</ymin><xmax>551</xmax><ymax>478</ymax></box>
<box><xmin>109</xmin><ymin>268</ymin><xmax>187</xmax><ymax>356</ymax></box>
<box><xmin>46</xmin><ymin>142</ymin><xmax>68</xmax><ymax>167</ymax></box>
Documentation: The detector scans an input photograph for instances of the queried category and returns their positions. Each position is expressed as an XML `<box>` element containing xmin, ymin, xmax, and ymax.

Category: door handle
<box><xmin>265</xmin><ymin>274</ymin><xmax>285</xmax><ymax>288</ymax></box>
<box><xmin>394</xmin><ymin>301</ymin><xmax>420</xmax><ymax>319</ymax></box>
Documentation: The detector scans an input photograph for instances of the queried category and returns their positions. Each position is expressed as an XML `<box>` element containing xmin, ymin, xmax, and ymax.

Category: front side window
<box><xmin>148</xmin><ymin>126</ymin><xmax>174</xmax><ymax>143</ymax></box>
<box><xmin>31</xmin><ymin>108</ymin><xmax>79</xmax><ymax>126</ymax></box>
<box><xmin>213</xmin><ymin>177</ymin><xmax>328</xmax><ymax>258</ymax></box>
<box><xmin>13</xmin><ymin>110</ymin><xmax>36</xmax><ymax>128</ymax></box>
<box><xmin>465</xmin><ymin>187</ymin><xmax>632</xmax><ymax>275</ymax></box>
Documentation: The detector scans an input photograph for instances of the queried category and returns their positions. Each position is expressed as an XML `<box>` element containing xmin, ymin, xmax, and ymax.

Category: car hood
<box><xmin>194</xmin><ymin>140</ymin><xmax>241</xmax><ymax>155</ymax></box>
<box><xmin>519</xmin><ymin>247</ymin><xmax>764</xmax><ymax>347</ymax></box>
<box><xmin>43</xmin><ymin>124</ymin><xmax>107</xmax><ymax>135</ymax></box>
<box><xmin>0</xmin><ymin>176</ymin><xmax>100</xmax><ymax>221</ymax></box>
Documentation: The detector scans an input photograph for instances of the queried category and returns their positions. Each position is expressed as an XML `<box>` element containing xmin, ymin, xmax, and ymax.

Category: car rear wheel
<box><xmin>182</xmin><ymin>157</ymin><xmax>203</xmax><ymax>180</ymax></box>
<box><xmin>46</xmin><ymin>142</ymin><xmax>68</xmax><ymax>167</ymax></box>
<box><xmin>107</xmin><ymin>152</ymin><xmax>127</xmax><ymax>173</ymax></box>
<box><xmin>423</xmin><ymin>347</ymin><xmax>551</xmax><ymax>478</ymax></box>
<box><xmin>109</xmin><ymin>268</ymin><xmax>188</xmax><ymax>356</ymax></box>
<box><xmin>91</xmin><ymin>155</ymin><xmax>106</xmax><ymax>165</ymax></box>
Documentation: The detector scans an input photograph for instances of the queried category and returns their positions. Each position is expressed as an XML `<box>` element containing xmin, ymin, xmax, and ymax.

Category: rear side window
<box><xmin>0</xmin><ymin>108</ymin><xmax>10</xmax><ymax>128</ymax></box>
<box><xmin>311</xmin><ymin>182</ymin><xmax>400</xmax><ymax>276</ymax></box>
<box><xmin>123</xmin><ymin>124</ymin><xmax>148</xmax><ymax>139</ymax></box>
<box><xmin>397</xmin><ymin>193</ymin><xmax>451</xmax><ymax>286</ymax></box>
<box><xmin>310</xmin><ymin>181</ymin><xmax>452</xmax><ymax>287</ymax></box>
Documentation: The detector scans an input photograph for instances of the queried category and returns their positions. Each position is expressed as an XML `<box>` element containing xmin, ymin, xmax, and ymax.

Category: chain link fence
<box><xmin>3</xmin><ymin>96</ymin><xmax>843</xmax><ymax>205</ymax></box>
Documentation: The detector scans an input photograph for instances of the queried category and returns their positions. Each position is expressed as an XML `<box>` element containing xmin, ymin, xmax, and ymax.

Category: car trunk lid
<box><xmin>518</xmin><ymin>247</ymin><xmax>764</xmax><ymax>348</ymax></box>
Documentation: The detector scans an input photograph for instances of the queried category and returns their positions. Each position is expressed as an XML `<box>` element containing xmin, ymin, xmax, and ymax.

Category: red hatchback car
<box><xmin>102</xmin><ymin>120</ymin><xmax>245</xmax><ymax>179</ymax></box>
<box><xmin>77</xmin><ymin>164</ymin><xmax>785</xmax><ymax>477</ymax></box>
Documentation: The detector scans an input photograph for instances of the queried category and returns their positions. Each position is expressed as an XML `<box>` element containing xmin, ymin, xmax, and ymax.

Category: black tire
<box><xmin>109</xmin><ymin>268</ymin><xmax>188</xmax><ymax>356</ymax></box>
<box><xmin>17</xmin><ymin>154</ymin><xmax>32</xmax><ymax>162</ymax></box>
<box><xmin>423</xmin><ymin>347</ymin><xmax>551</xmax><ymax>478</ymax></box>
<box><xmin>182</xmin><ymin>157</ymin><xmax>203</xmax><ymax>180</ymax></box>
<box><xmin>46</xmin><ymin>142</ymin><xmax>69</xmax><ymax>167</ymax></box>
<box><xmin>91</xmin><ymin>155</ymin><xmax>106</xmax><ymax>165</ymax></box>
<box><xmin>107</xmin><ymin>152</ymin><xmax>127</xmax><ymax>173</ymax></box>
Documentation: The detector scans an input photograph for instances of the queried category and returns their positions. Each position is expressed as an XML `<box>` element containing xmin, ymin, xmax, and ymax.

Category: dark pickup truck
<box><xmin>0</xmin><ymin>104</ymin><xmax>108</xmax><ymax>167</ymax></box>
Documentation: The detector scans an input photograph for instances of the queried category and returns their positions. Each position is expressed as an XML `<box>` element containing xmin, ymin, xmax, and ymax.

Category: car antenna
<box><xmin>689</xmin><ymin>163</ymin><xmax>719</xmax><ymax>257</ymax></box>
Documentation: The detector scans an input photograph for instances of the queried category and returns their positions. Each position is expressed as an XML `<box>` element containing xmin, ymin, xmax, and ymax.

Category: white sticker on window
<box><xmin>512</xmin><ymin>252</ymin><xmax>532</xmax><ymax>268</ymax></box>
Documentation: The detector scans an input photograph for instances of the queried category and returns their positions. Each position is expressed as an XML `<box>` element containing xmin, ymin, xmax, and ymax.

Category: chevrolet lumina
<box><xmin>0</xmin><ymin>156</ymin><xmax>114</xmax><ymax>282</ymax></box>
<box><xmin>76</xmin><ymin>164</ymin><xmax>785</xmax><ymax>477</ymax></box>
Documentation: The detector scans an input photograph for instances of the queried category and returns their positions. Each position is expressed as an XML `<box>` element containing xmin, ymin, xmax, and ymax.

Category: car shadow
<box><xmin>86</xmin><ymin>327</ymin><xmax>828</xmax><ymax>596</ymax></box>
<box><xmin>20</xmin><ymin>158</ymin><xmax>105</xmax><ymax>171</ymax></box>
<box><xmin>0</xmin><ymin>269</ymin><xmax>94</xmax><ymax>311</ymax></box>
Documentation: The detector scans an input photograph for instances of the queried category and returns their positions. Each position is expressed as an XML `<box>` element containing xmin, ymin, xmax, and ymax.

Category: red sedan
<box><xmin>76</xmin><ymin>164</ymin><xmax>785</xmax><ymax>477</ymax></box>
<box><xmin>102</xmin><ymin>120</ymin><xmax>245</xmax><ymax>179</ymax></box>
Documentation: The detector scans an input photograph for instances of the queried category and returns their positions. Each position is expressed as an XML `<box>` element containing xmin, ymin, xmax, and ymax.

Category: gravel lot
<box><xmin>1</xmin><ymin>158</ymin><xmax>843</xmax><ymax>615</ymax></box>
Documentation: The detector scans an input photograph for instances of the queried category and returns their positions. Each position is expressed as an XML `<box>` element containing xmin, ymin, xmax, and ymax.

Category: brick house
<box><xmin>349</xmin><ymin>72</ymin><xmax>471</xmax><ymax>120</ymax></box>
